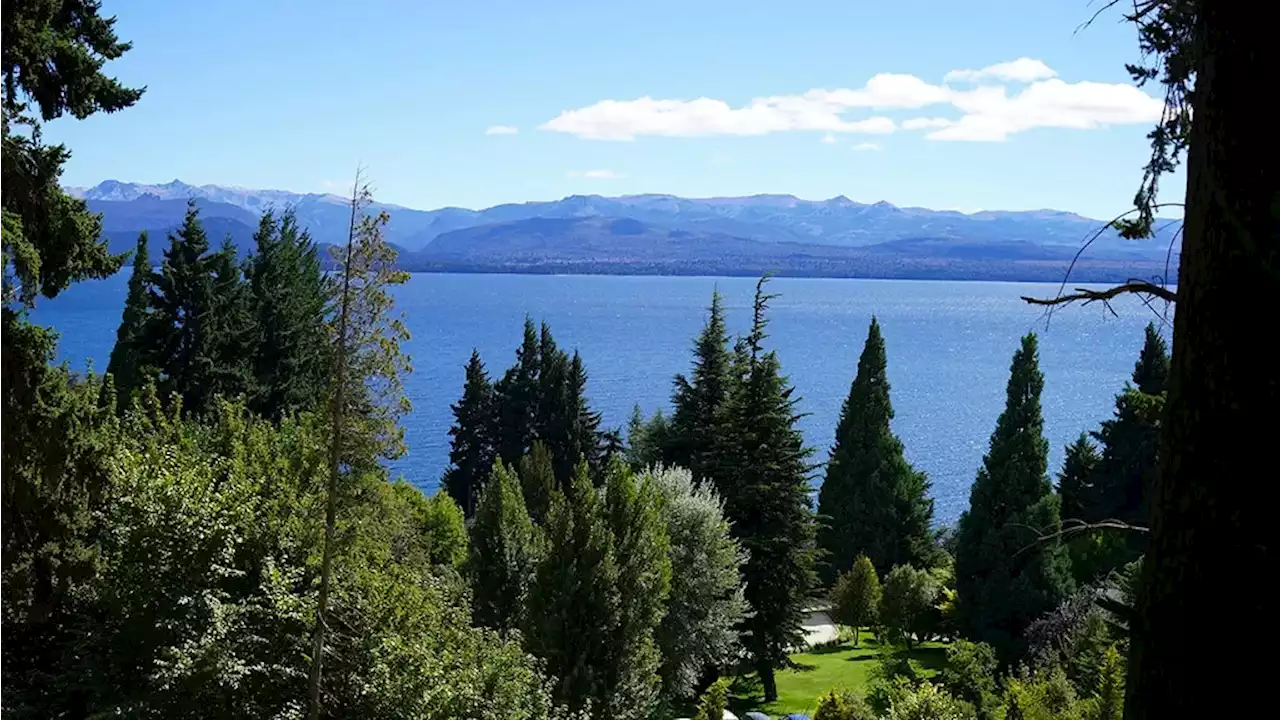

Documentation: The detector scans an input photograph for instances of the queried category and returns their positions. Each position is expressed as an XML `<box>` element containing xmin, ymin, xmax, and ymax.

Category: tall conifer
<box><xmin>721</xmin><ymin>278</ymin><xmax>817</xmax><ymax>702</ymax></box>
<box><xmin>246</xmin><ymin>209</ymin><xmax>329</xmax><ymax>419</ymax></box>
<box><xmin>817</xmin><ymin>317</ymin><xmax>935</xmax><ymax>581</ymax></box>
<box><xmin>105</xmin><ymin>232</ymin><xmax>153</xmax><ymax>409</ymax></box>
<box><xmin>443</xmin><ymin>350</ymin><xmax>497</xmax><ymax>516</ymax></box>
<box><xmin>667</xmin><ymin>291</ymin><xmax>734</xmax><ymax>484</ymax></box>
<box><xmin>495</xmin><ymin>317</ymin><xmax>540</xmax><ymax>466</ymax></box>
<box><xmin>525</xmin><ymin>462</ymin><xmax>620</xmax><ymax>716</ymax></box>
<box><xmin>954</xmin><ymin>334</ymin><xmax>1072</xmax><ymax>661</ymax></box>
<box><xmin>469</xmin><ymin>461</ymin><xmax>541</xmax><ymax>632</ymax></box>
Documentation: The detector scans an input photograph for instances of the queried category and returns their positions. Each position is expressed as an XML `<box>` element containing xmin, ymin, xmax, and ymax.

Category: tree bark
<box><xmin>759</xmin><ymin>662</ymin><xmax>778</xmax><ymax>703</ymax></box>
<box><xmin>1125</xmin><ymin>4</ymin><xmax>1279</xmax><ymax>718</ymax></box>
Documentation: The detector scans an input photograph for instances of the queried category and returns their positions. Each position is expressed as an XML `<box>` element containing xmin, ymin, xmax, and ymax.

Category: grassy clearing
<box><xmin>726</xmin><ymin>637</ymin><xmax>950</xmax><ymax>718</ymax></box>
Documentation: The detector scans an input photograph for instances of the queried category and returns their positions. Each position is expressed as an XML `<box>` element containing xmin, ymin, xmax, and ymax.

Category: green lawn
<box><xmin>726</xmin><ymin>637</ymin><xmax>950</xmax><ymax>718</ymax></box>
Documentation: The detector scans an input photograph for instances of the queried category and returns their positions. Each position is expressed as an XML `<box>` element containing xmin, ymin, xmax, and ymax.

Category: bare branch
<box><xmin>1021</xmin><ymin>279</ymin><xmax>1177</xmax><ymax>311</ymax></box>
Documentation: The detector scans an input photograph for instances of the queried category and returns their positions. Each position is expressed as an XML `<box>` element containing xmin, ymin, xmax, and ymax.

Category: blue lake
<box><xmin>31</xmin><ymin>273</ymin><xmax>1171</xmax><ymax>525</ymax></box>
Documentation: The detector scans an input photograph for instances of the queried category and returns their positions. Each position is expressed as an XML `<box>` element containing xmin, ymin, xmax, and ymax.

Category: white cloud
<box><xmin>568</xmin><ymin>169</ymin><xmax>624</xmax><ymax>179</ymax></box>
<box><xmin>928</xmin><ymin>79</ymin><xmax>1165</xmax><ymax>141</ymax></box>
<box><xmin>943</xmin><ymin>57</ymin><xmax>1057</xmax><ymax>84</ymax></box>
<box><xmin>821</xmin><ymin>133</ymin><xmax>837</xmax><ymax>144</ymax></box>
<box><xmin>541</xmin><ymin>59</ymin><xmax>1162</xmax><ymax>143</ymax></box>
<box><xmin>902</xmin><ymin>117</ymin><xmax>954</xmax><ymax>130</ymax></box>
<box><xmin>484</xmin><ymin>125</ymin><xmax>519</xmax><ymax>135</ymax></box>
<box><xmin>540</xmin><ymin>94</ymin><xmax>896</xmax><ymax>141</ymax></box>
<box><xmin>852</xmin><ymin>142</ymin><xmax>881</xmax><ymax>151</ymax></box>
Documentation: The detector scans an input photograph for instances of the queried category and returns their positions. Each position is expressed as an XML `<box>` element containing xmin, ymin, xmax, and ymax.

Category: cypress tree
<box><xmin>469</xmin><ymin>461</ymin><xmax>541</xmax><ymax>632</ymax></box>
<box><xmin>525</xmin><ymin>461</ymin><xmax>620</xmax><ymax>716</ymax></box>
<box><xmin>443</xmin><ymin>350</ymin><xmax>497</xmax><ymax>516</ymax></box>
<box><xmin>495</xmin><ymin>317</ymin><xmax>540</xmax><ymax>467</ymax></box>
<box><xmin>105</xmin><ymin>232</ymin><xmax>153</xmax><ymax>409</ymax></box>
<box><xmin>602</xmin><ymin>460</ymin><xmax>672</xmax><ymax>719</ymax></box>
<box><xmin>721</xmin><ymin>278</ymin><xmax>818</xmax><ymax>702</ymax></box>
<box><xmin>954</xmin><ymin>333</ymin><xmax>1073</xmax><ymax>662</ymax></box>
<box><xmin>817</xmin><ymin>317</ymin><xmax>935</xmax><ymax>582</ymax></box>
<box><xmin>667</xmin><ymin>290</ymin><xmax>734</xmax><ymax>483</ymax></box>
<box><xmin>246</xmin><ymin>209</ymin><xmax>330</xmax><ymax>420</ymax></box>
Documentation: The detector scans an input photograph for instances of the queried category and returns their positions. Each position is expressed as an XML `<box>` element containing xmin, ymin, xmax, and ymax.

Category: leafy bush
<box><xmin>1004</xmin><ymin>666</ymin><xmax>1084</xmax><ymax>720</ymax></box>
<box><xmin>830</xmin><ymin>555</ymin><xmax>881</xmax><ymax>646</ymax></box>
<box><xmin>939</xmin><ymin>640</ymin><xmax>1000</xmax><ymax>720</ymax></box>
<box><xmin>886</xmin><ymin>681</ymin><xmax>976</xmax><ymax>720</ymax></box>
<box><xmin>880</xmin><ymin>565</ymin><xmax>940</xmax><ymax>649</ymax></box>
<box><xmin>692</xmin><ymin>677</ymin><xmax>730</xmax><ymax>720</ymax></box>
<box><xmin>813</xmin><ymin>689</ymin><xmax>876</xmax><ymax>720</ymax></box>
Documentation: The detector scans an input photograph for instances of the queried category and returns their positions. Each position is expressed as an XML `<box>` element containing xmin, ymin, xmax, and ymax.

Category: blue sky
<box><xmin>47</xmin><ymin>0</ymin><xmax>1181</xmax><ymax>218</ymax></box>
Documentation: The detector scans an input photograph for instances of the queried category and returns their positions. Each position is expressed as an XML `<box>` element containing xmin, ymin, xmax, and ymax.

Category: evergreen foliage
<box><xmin>830</xmin><ymin>554</ymin><xmax>882</xmax><ymax>646</ymax></box>
<box><xmin>667</xmin><ymin>290</ymin><xmax>734</xmax><ymax>484</ymax></box>
<box><xmin>525</xmin><ymin>462</ymin><xmax>620</xmax><ymax>717</ymax></box>
<box><xmin>469</xmin><ymin>461</ymin><xmax>542</xmax><ymax>633</ymax></box>
<box><xmin>817</xmin><ymin>317</ymin><xmax>935</xmax><ymax>581</ymax></box>
<box><xmin>624</xmin><ymin>405</ymin><xmax>669</xmax><ymax>470</ymax></box>
<box><xmin>309</xmin><ymin>180</ymin><xmax>412</xmax><ymax>718</ymax></box>
<box><xmin>520</xmin><ymin>441</ymin><xmax>559</xmax><ymax>527</ymax></box>
<box><xmin>645</xmin><ymin>466</ymin><xmax>746</xmax><ymax>702</ymax></box>
<box><xmin>2</xmin><ymin>0</ymin><xmax>141</xmax><ymax>310</ymax></box>
<box><xmin>954</xmin><ymin>334</ymin><xmax>1073</xmax><ymax>662</ymax></box>
<box><xmin>245</xmin><ymin>209</ymin><xmax>330</xmax><ymax>420</ymax></box>
<box><xmin>720</xmin><ymin>277</ymin><xmax>818</xmax><ymax>702</ymax></box>
<box><xmin>443</xmin><ymin>350</ymin><xmax>497</xmax><ymax>516</ymax></box>
<box><xmin>601</xmin><ymin>460</ymin><xmax>671</xmax><ymax>719</ymax></box>
<box><xmin>1057</xmin><ymin>433</ymin><xmax>1100</xmax><ymax>527</ymax></box>
<box><xmin>495</xmin><ymin>317</ymin><xmax>541</xmax><ymax>466</ymax></box>
<box><xmin>105</xmin><ymin>231</ymin><xmax>153</xmax><ymax>408</ymax></box>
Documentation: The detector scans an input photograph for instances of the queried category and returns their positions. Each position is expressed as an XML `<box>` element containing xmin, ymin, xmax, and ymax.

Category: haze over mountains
<box><xmin>66</xmin><ymin>180</ymin><xmax>1182</xmax><ymax>282</ymax></box>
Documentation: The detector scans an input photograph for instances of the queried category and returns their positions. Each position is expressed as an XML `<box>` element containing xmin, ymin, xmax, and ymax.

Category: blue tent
<box><xmin>784</xmin><ymin>715</ymin><xmax>811</xmax><ymax>720</ymax></box>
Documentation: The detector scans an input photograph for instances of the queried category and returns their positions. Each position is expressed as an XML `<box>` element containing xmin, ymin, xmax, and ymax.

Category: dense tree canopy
<box><xmin>817</xmin><ymin>317</ymin><xmax>936</xmax><ymax>581</ymax></box>
<box><xmin>954</xmin><ymin>334</ymin><xmax>1073</xmax><ymax>662</ymax></box>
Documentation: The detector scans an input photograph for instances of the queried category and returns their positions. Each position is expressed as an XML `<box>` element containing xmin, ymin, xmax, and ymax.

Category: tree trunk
<box><xmin>1125</xmin><ymin>4</ymin><xmax>1279</xmax><ymax>718</ymax></box>
<box><xmin>759</xmin><ymin>662</ymin><xmax>778</xmax><ymax>703</ymax></box>
<box><xmin>853</xmin><ymin>625</ymin><xmax>860</xmax><ymax>647</ymax></box>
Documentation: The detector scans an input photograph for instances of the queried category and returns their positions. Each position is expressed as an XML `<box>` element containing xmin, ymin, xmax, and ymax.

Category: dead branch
<box><xmin>1021</xmin><ymin>279</ymin><xmax>1177</xmax><ymax>310</ymax></box>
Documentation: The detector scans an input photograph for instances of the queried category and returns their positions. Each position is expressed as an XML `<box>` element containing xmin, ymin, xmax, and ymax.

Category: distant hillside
<box><xmin>72</xmin><ymin>180</ymin><xmax>1182</xmax><ymax>282</ymax></box>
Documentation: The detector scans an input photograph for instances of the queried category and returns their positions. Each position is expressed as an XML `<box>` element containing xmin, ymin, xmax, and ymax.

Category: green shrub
<box><xmin>813</xmin><ymin>689</ymin><xmax>876</xmax><ymax>720</ymax></box>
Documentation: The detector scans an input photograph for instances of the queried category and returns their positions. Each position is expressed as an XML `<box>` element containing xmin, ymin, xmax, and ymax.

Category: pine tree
<box><xmin>954</xmin><ymin>334</ymin><xmax>1073</xmax><ymax>662</ymax></box>
<box><xmin>206</xmin><ymin>236</ymin><xmax>255</xmax><ymax>402</ymax></box>
<box><xmin>525</xmin><ymin>461</ymin><xmax>620</xmax><ymax>716</ymax></box>
<box><xmin>105</xmin><ymin>232</ymin><xmax>153</xmax><ymax>409</ymax></box>
<box><xmin>443</xmin><ymin>350</ymin><xmax>496</xmax><ymax>516</ymax></box>
<box><xmin>246</xmin><ymin>209</ymin><xmax>330</xmax><ymax>420</ymax></box>
<box><xmin>520</xmin><ymin>441</ymin><xmax>558</xmax><ymax>526</ymax></box>
<box><xmin>495</xmin><ymin>317</ymin><xmax>540</xmax><ymax>467</ymax></box>
<box><xmin>143</xmin><ymin>202</ymin><xmax>220</xmax><ymax>414</ymax></box>
<box><xmin>309</xmin><ymin>177</ymin><xmax>412</xmax><ymax>719</ymax></box>
<box><xmin>722</xmin><ymin>277</ymin><xmax>818</xmax><ymax>702</ymax></box>
<box><xmin>1063</xmin><ymin>325</ymin><xmax>1169</xmax><ymax>583</ymax></box>
<box><xmin>625</xmin><ymin>406</ymin><xmax>669</xmax><ymax>470</ymax></box>
<box><xmin>567</xmin><ymin>350</ymin><xmax>606</xmax><ymax>480</ymax></box>
<box><xmin>602</xmin><ymin>460</ymin><xmax>671</xmax><ymax>719</ymax></box>
<box><xmin>817</xmin><ymin>317</ymin><xmax>936</xmax><ymax>582</ymax></box>
<box><xmin>1086</xmin><ymin>324</ymin><xmax>1168</xmax><ymax>529</ymax></box>
<box><xmin>469</xmin><ymin>461</ymin><xmax>541</xmax><ymax>632</ymax></box>
<box><xmin>667</xmin><ymin>290</ymin><xmax>734</xmax><ymax>484</ymax></box>
<box><xmin>1057</xmin><ymin>433</ymin><xmax>1100</xmax><ymax>524</ymax></box>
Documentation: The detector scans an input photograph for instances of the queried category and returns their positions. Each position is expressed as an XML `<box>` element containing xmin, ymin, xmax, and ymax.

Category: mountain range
<box><xmin>65</xmin><ymin>180</ymin><xmax>1182</xmax><ymax>283</ymax></box>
